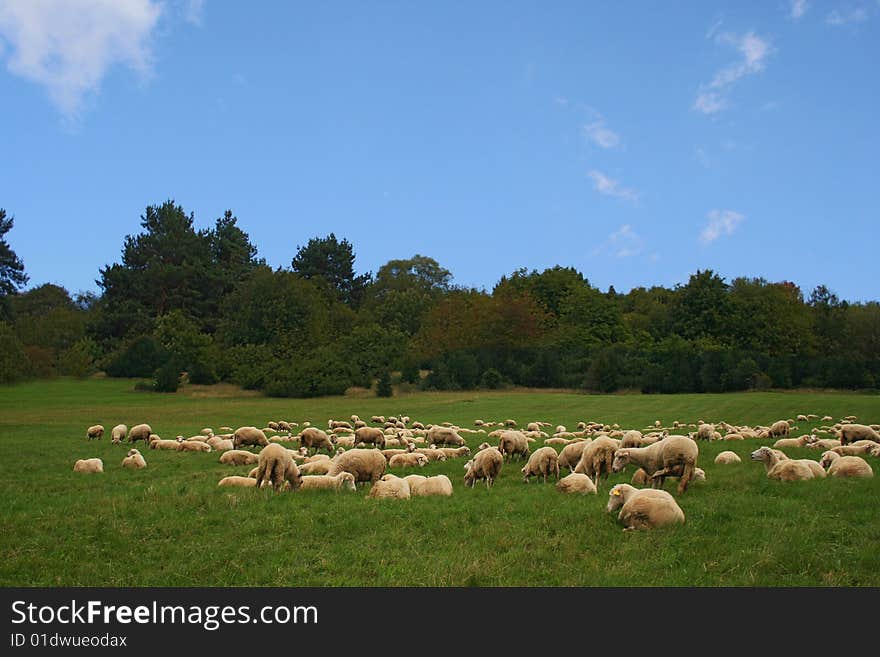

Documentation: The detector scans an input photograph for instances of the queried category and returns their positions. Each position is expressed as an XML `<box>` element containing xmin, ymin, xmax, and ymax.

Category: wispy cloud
<box><xmin>826</xmin><ymin>7</ymin><xmax>869</xmax><ymax>25</ymax></box>
<box><xmin>583</xmin><ymin>119</ymin><xmax>620</xmax><ymax>149</ymax></box>
<box><xmin>588</xmin><ymin>170</ymin><xmax>639</xmax><ymax>203</ymax></box>
<box><xmin>184</xmin><ymin>0</ymin><xmax>205</xmax><ymax>26</ymax></box>
<box><xmin>0</xmin><ymin>0</ymin><xmax>163</xmax><ymax>119</ymax></box>
<box><xmin>693</xmin><ymin>30</ymin><xmax>773</xmax><ymax>115</ymax></box>
<box><xmin>700</xmin><ymin>209</ymin><xmax>744</xmax><ymax>243</ymax></box>
<box><xmin>592</xmin><ymin>224</ymin><xmax>646</xmax><ymax>258</ymax></box>
<box><xmin>790</xmin><ymin>0</ymin><xmax>809</xmax><ymax>20</ymax></box>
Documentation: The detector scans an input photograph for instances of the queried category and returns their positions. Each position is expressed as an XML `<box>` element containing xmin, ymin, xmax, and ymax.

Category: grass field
<box><xmin>1</xmin><ymin>378</ymin><xmax>878</xmax><ymax>587</ymax></box>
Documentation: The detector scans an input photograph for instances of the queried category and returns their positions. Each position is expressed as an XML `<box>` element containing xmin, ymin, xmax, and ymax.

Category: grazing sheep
<box><xmin>121</xmin><ymin>448</ymin><xmax>146</xmax><ymax>469</ymax></box>
<box><xmin>521</xmin><ymin>446</ymin><xmax>560</xmax><ymax>483</ymax></box>
<box><xmin>606</xmin><ymin>484</ymin><xmax>685</xmax><ymax>531</ymax></box>
<box><xmin>110</xmin><ymin>424</ymin><xmax>127</xmax><ymax>444</ymax></box>
<box><xmin>555</xmin><ymin>472</ymin><xmax>597</xmax><ymax>495</ymax></box>
<box><xmin>218</xmin><ymin>476</ymin><xmax>258</xmax><ymax>488</ymax></box>
<box><xmin>327</xmin><ymin>449</ymin><xmax>387</xmax><ymax>485</ymax></box>
<box><xmin>176</xmin><ymin>438</ymin><xmax>212</xmax><ymax>453</ymax></box>
<box><xmin>354</xmin><ymin>426</ymin><xmax>386</xmax><ymax>450</ymax></box>
<box><xmin>254</xmin><ymin>443</ymin><xmax>302</xmax><ymax>492</ymax></box>
<box><xmin>498</xmin><ymin>430</ymin><xmax>531</xmax><ymax>462</ymax></box>
<box><xmin>463</xmin><ymin>447</ymin><xmax>504</xmax><ymax>489</ymax></box>
<box><xmin>426</xmin><ymin>426</ymin><xmax>466</xmax><ymax>447</ymax></box>
<box><xmin>404</xmin><ymin>474</ymin><xmax>454</xmax><ymax>497</ymax></box>
<box><xmin>526</xmin><ymin>422</ymin><xmax>542</xmax><ymax>433</ymax></box>
<box><xmin>220</xmin><ymin>450</ymin><xmax>260</xmax><ymax>466</ymax></box>
<box><xmin>299</xmin><ymin>472</ymin><xmax>358</xmax><ymax>491</ymax></box>
<box><xmin>696</xmin><ymin>423</ymin><xmax>715</xmax><ymax>441</ymax></box>
<box><xmin>768</xmin><ymin>420</ymin><xmax>791</xmax><ymax>439</ymax></box>
<box><xmin>298</xmin><ymin>427</ymin><xmax>336</xmax><ymax>454</ymax></box>
<box><xmin>574</xmin><ymin>436</ymin><xmax>619</xmax><ymax>486</ymax></box>
<box><xmin>838</xmin><ymin>424</ymin><xmax>880</xmax><ymax>446</ymax></box>
<box><xmin>149</xmin><ymin>438</ymin><xmax>179</xmax><ymax>450</ymax></box>
<box><xmin>86</xmin><ymin>424</ymin><xmax>104</xmax><ymax>440</ymax></box>
<box><xmin>620</xmin><ymin>430</ymin><xmax>643</xmax><ymax>448</ymax></box>
<box><xmin>233</xmin><ymin>426</ymin><xmax>269</xmax><ymax>450</ymax></box>
<box><xmin>631</xmin><ymin>468</ymin><xmax>651</xmax><ymax>485</ymax></box>
<box><xmin>73</xmin><ymin>458</ymin><xmax>103</xmax><ymax>473</ymax></box>
<box><xmin>368</xmin><ymin>474</ymin><xmax>411</xmax><ymax>499</ymax></box>
<box><xmin>819</xmin><ymin>452</ymin><xmax>874</xmax><ymax>478</ymax></box>
<box><xmin>750</xmin><ymin>446</ymin><xmax>821</xmax><ymax>482</ymax></box>
<box><xmin>388</xmin><ymin>453</ymin><xmax>429</xmax><ymax>469</ymax></box>
<box><xmin>714</xmin><ymin>451</ymin><xmax>742</xmax><ymax>465</ymax></box>
<box><xmin>612</xmin><ymin>436</ymin><xmax>699</xmax><ymax>494</ymax></box>
<box><xmin>127</xmin><ymin>423</ymin><xmax>152</xmax><ymax>446</ymax></box>
<box><xmin>558</xmin><ymin>440</ymin><xmax>591</xmax><ymax>473</ymax></box>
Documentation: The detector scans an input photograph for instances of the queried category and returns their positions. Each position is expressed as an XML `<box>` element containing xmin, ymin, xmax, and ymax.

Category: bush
<box><xmin>480</xmin><ymin>368</ymin><xmax>507</xmax><ymax>390</ymax></box>
<box><xmin>106</xmin><ymin>336</ymin><xmax>168</xmax><ymax>378</ymax></box>
<box><xmin>376</xmin><ymin>371</ymin><xmax>393</xmax><ymax>397</ymax></box>
<box><xmin>0</xmin><ymin>323</ymin><xmax>30</xmax><ymax>383</ymax></box>
<box><xmin>153</xmin><ymin>359</ymin><xmax>182</xmax><ymax>392</ymax></box>
<box><xmin>187</xmin><ymin>360</ymin><xmax>218</xmax><ymax>385</ymax></box>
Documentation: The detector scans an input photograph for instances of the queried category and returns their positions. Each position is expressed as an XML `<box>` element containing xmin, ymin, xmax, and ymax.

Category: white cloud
<box><xmin>700</xmin><ymin>209</ymin><xmax>744</xmax><ymax>243</ymax></box>
<box><xmin>583</xmin><ymin>120</ymin><xmax>620</xmax><ymax>149</ymax></box>
<box><xmin>693</xmin><ymin>31</ymin><xmax>773</xmax><ymax>115</ymax></box>
<box><xmin>0</xmin><ymin>0</ymin><xmax>163</xmax><ymax>118</ymax></box>
<box><xmin>790</xmin><ymin>0</ymin><xmax>809</xmax><ymax>20</ymax></box>
<box><xmin>184</xmin><ymin>0</ymin><xmax>205</xmax><ymax>26</ymax></box>
<box><xmin>826</xmin><ymin>7</ymin><xmax>869</xmax><ymax>25</ymax></box>
<box><xmin>607</xmin><ymin>224</ymin><xmax>643</xmax><ymax>258</ymax></box>
<box><xmin>588</xmin><ymin>170</ymin><xmax>639</xmax><ymax>203</ymax></box>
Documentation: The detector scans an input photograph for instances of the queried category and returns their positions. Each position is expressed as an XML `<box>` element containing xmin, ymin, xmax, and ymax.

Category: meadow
<box><xmin>1</xmin><ymin>378</ymin><xmax>878</xmax><ymax>587</ymax></box>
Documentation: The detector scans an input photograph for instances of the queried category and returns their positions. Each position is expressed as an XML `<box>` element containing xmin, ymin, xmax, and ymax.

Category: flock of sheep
<box><xmin>76</xmin><ymin>412</ymin><xmax>879</xmax><ymax>531</ymax></box>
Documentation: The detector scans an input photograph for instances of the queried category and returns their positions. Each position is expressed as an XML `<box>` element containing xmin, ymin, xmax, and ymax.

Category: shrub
<box><xmin>376</xmin><ymin>371</ymin><xmax>393</xmax><ymax>397</ymax></box>
<box><xmin>480</xmin><ymin>368</ymin><xmax>507</xmax><ymax>390</ymax></box>
<box><xmin>153</xmin><ymin>359</ymin><xmax>182</xmax><ymax>392</ymax></box>
<box><xmin>106</xmin><ymin>336</ymin><xmax>168</xmax><ymax>378</ymax></box>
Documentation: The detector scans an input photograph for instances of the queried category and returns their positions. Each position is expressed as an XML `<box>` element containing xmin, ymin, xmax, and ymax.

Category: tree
<box><xmin>291</xmin><ymin>233</ymin><xmax>371</xmax><ymax>308</ymax></box>
<box><xmin>671</xmin><ymin>270</ymin><xmax>730</xmax><ymax>343</ymax></box>
<box><xmin>0</xmin><ymin>209</ymin><xmax>28</xmax><ymax>321</ymax></box>
<box><xmin>376</xmin><ymin>370</ymin><xmax>393</xmax><ymax>397</ymax></box>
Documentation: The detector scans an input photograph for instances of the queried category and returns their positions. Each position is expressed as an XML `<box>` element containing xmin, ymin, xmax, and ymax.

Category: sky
<box><xmin>1</xmin><ymin>1</ymin><xmax>878</xmax><ymax>302</ymax></box>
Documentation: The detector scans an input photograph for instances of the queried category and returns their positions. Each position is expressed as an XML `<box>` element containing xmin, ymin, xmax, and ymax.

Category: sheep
<box><xmin>521</xmin><ymin>446</ymin><xmax>559</xmax><ymax>483</ymax></box>
<box><xmin>233</xmin><ymin>426</ymin><xmax>269</xmax><ymax>450</ymax></box>
<box><xmin>773</xmin><ymin>434</ymin><xmax>812</xmax><ymax>449</ymax></box>
<box><xmin>831</xmin><ymin>442</ymin><xmax>878</xmax><ymax>456</ymax></box>
<box><xmin>750</xmin><ymin>446</ymin><xmax>822</xmax><ymax>482</ymax></box>
<box><xmin>558</xmin><ymin>440</ymin><xmax>590</xmax><ymax>473</ymax></box>
<box><xmin>368</xmin><ymin>473</ymin><xmax>411</xmax><ymax>499</ymax></box>
<box><xmin>463</xmin><ymin>447</ymin><xmax>504</xmax><ymax>489</ymax></box>
<box><xmin>388</xmin><ymin>453</ymin><xmax>429</xmax><ymax>469</ymax></box>
<box><xmin>497</xmin><ymin>430</ymin><xmax>531</xmax><ymax>462</ymax></box>
<box><xmin>714</xmin><ymin>451</ymin><xmax>742</xmax><ymax>465</ymax></box>
<box><xmin>620</xmin><ymin>430</ymin><xmax>643</xmax><ymax>448</ymax></box>
<box><xmin>555</xmin><ymin>472</ymin><xmax>597</xmax><ymax>495</ymax></box>
<box><xmin>371</xmin><ymin>415</ymin><xmax>386</xmax><ymax>424</ymax></box>
<box><xmin>121</xmin><ymin>448</ymin><xmax>146</xmax><ymax>469</ymax></box>
<box><xmin>797</xmin><ymin>414</ymin><xmax>809</xmax><ymax>422</ymax></box>
<box><xmin>328</xmin><ymin>419</ymin><xmax>352</xmax><ymax>430</ymax></box>
<box><xmin>526</xmin><ymin>422</ymin><xmax>542</xmax><ymax>433</ymax></box>
<box><xmin>185</xmin><ymin>434</ymin><xmax>211</xmax><ymax>443</ymax></box>
<box><xmin>819</xmin><ymin>452</ymin><xmax>874</xmax><ymax>478</ymax></box>
<box><xmin>404</xmin><ymin>474</ymin><xmax>454</xmax><ymax>497</ymax></box>
<box><xmin>298</xmin><ymin>459</ymin><xmax>334</xmax><ymax>475</ymax></box>
<box><xmin>73</xmin><ymin>458</ymin><xmax>103</xmax><ymax>473</ymax></box>
<box><xmin>838</xmin><ymin>424</ymin><xmax>880</xmax><ymax>446</ymax></box>
<box><xmin>573</xmin><ymin>436</ymin><xmax>619</xmax><ymax>486</ymax></box>
<box><xmin>298</xmin><ymin>427</ymin><xmax>336</xmax><ymax>454</ymax></box>
<box><xmin>149</xmin><ymin>438</ymin><xmax>179</xmax><ymax>450</ymax></box>
<box><xmin>86</xmin><ymin>424</ymin><xmax>104</xmax><ymax>440</ymax></box>
<box><xmin>631</xmin><ymin>468</ymin><xmax>651</xmax><ymax>485</ymax></box>
<box><xmin>176</xmin><ymin>438</ymin><xmax>212</xmax><ymax>453</ymax></box>
<box><xmin>435</xmin><ymin>446</ymin><xmax>471</xmax><ymax>460</ymax></box>
<box><xmin>253</xmin><ymin>443</ymin><xmax>302</xmax><ymax>492</ymax></box>
<box><xmin>504</xmin><ymin>419</ymin><xmax>518</xmax><ymax>427</ymax></box>
<box><xmin>696</xmin><ymin>423</ymin><xmax>715</xmax><ymax>441</ymax></box>
<box><xmin>110</xmin><ymin>424</ymin><xmax>127</xmax><ymax>444</ymax></box>
<box><xmin>768</xmin><ymin>420</ymin><xmax>791</xmax><ymax>439</ymax></box>
<box><xmin>333</xmin><ymin>435</ymin><xmax>357</xmax><ymax>449</ymax></box>
<box><xmin>805</xmin><ymin>437</ymin><xmax>842</xmax><ymax>451</ymax></box>
<box><xmin>606</xmin><ymin>484</ymin><xmax>685</xmax><ymax>531</ymax></box>
<box><xmin>354</xmin><ymin>426</ymin><xmax>386</xmax><ymax>450</ymax></box>
<box><xmin>207</xmin><ymin>436</ymin><xmax>234</xmax><ymax>451</ymax></box>
<box><xmin>299</xmin><ymin>472</ymin><xmax>358</xmax><ymax>492</ymax></box>
<box><xmin>426</xmin><ymin>426</ymin><xmax>466</xmax><ymax>447</ymax></box>
<box><xmin>220</xmin><ymin>450</ymin><xmax>260</xmax><ymax>466</ymax></box>
<box><xmin>611</xmin><ymin>436</ymin><xmax>699</xmax><ymax>494</ymax></box>
<box><xmin>723</xmin><ymin>432</ymin><xmax>744</xmax><ymax>441</ymax></box>
<box><xmin>124</xmin><ymin>423</ymin><xmax>151</xmax><ymax>446</ymax></box>
<box><xmin>218</xmin><ymin>476</ymin><xmax>258</xmax><ymax>488</ymax></box>
<box><xmin>327</xmin><ymin>449</ymin><xmax>387</xmax><ymax>485</ymax></box>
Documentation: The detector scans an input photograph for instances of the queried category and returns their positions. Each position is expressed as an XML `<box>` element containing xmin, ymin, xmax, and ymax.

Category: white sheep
<box><xmin>220</xmin><ymin>450</ymin><xmax>260</xmax><ymax>466</ymax></box>
<box><xmin>573</xmin><ymin>436</ymin><xmax>619</xmax><ymax>486</ymax></box>
<box><xmin>368</xmin><ymin>473</ymin><xmax>411</xmax><ymax>499</ymax></box>
<box><xmin>819</xmin><ymin>451</ymin><xmax>874</xmax><ymax>478</ymax></box>
<box><xmin>838</xmin><ymin>424</ymin><xmax>880</xmax><ymax>445</ymax></box>
<box><xmin>327</xmin><ymin>449</ymin><xmax>387</xmax><ymax>485</ymax></box>
<box><xmin>233</xmin><ymin>426</ymin><xmax>269</xmax><ymax>450</ymax></box>
<box><xmin>299</xmin><ymin>472</ymin><xmax>358</xmax><ymax>491</ymax></box>
<box><xmin>497</xmin><ymin>430</ymin><xmax>531</xmax><ymax>461</ymax></box>
<box><xmin>73</xmin><ymin>458</ymin><xmax>103</xmax><ymax>473</ymax></box>
<box><xmin>86</xmin><ymin>424</ymin><xmax>104</xmax><ymax>440</ymax></box>
<box><xmin>404</xmin><ymin>474</ymin><xmax>454</xmax><ymax>497</ymax></box>
<box><xmin>714</xmin><ymin>451</ymin><xmax>742</xmax><ymax>465</ymax></box>
<box><xmin>176</xmin><ymin>438</ymin><xmax>212</xmax><ymax>453</ymax></box>
<box><xmin>254</xmin><ymin>443</ymin><xmax>302</xmax><ymax>491</ymax></box>
<box><xmin>555</xmin><ymin>472</ymin><xmax>597</xmax><ymax>495</ymax></box>
<box><xmin>521</xmin><ymin>446</ymin><xmax>559</xmax><ymax>483</ymax></box>
<box><xmin>110</xmin><ymin>424</ymin><xmax>127</xmax><ymax>444</ymax></box>
<box><xmin>388</xmin><ymin>452</ymin><xmax>429</xmax><ymax>469</ymax></box>
<box><xmin>121</xmin><ymin>448</ymin><xmax>146</xmax><ymax>469</ymax></box>
<box><xmin>606</xmin><ymin>484</ymin><xmax>685</xmax><ymax>531</ymax></box>
<box><xmin>750</xmin><ymin>446</ymin><xmax>823</xmax><ymax>482</ymax></box>
<box><xmin>463</xmin><ymin>447</ymin><xmax>504</xmax><ymax>489</ymax></box>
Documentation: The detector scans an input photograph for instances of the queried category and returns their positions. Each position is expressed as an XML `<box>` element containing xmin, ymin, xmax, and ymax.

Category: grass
<box><xmin>1</xmin><ymin>377</ymin><xmax>878</xmax><ymax>586</ymax></box>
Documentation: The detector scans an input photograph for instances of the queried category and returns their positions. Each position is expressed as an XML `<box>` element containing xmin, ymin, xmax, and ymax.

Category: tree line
<box><xmin>1</xmin><ymin>200</ymin><xmax>878</xmax><ymax>395</ymax></box>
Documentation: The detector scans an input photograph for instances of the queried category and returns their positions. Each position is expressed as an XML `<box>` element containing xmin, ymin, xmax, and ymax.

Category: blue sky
<box><xmin>1</xmin><ymin>1</ymin><xmax>878</xmax><ymax>301</ymax></box>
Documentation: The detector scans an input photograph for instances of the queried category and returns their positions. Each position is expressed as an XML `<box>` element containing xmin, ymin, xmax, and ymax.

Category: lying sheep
<box><xmin>388</xmin><ymin>453</ymin><xmax>429</xmax><ymax>468</ymax></box>
<box><xmin>218</xmin><ymin>476</ymin><xmax>258</xmax><ymax>488</ymax></box>
<box><xmin>220</xmin><ymin>450</ymin><xmax>260</xmax><ymax>466</ymax></box>
<box><xmin>521</xmin><ymin>446</ymin><xmax>559</xmax><ymax>483</ymax></box>
<box><xmin>233</xmin><ymin>426</ymin><xmax>269</xmax><ymax>450</ymax></box>
<box><xmin>254</xmin><ymin>443</ymin><xmax>302</xmax><ymax>492</ymax></box>
<box><xmin>498</xmin><ymin>430</ymin><xmax>531</xmax><ymax>461</ymax></box>
<box><xmin>127</xmin><ymin>423</ymin><xmax>152</xmax><ymax>445</ymax></box>
<box><xmin>714</xmin><ymin>451</ymin><xmax>742</xmax><ymax>465</ymax></box>
<box><xmin>463</xmin><ymin>447</ymin><xmax>504</xmax><ymax>489</ymax></box>
<box><xmin>299</xmin><ymin>472</ymin><xmax>357</xmax><ymax>492</ymax></box>
<box><xmin>768</xmin><ymin>420</ymin><xmax>791</xmax><ymax>439</ymax></box>
<box><xmin>435</xmin><ymin>446</ymin><xmax>471</xmax><ymax>460</ymax></box>
<box><xmin>558</xmin><ymin>440</ymin><xmax>590</xmax><ymax>473</ymax></box>
<box><xmin>86</xmin><ymin>424</ymin><xmax>105</xmax><ymax>440</ymax></box>
<box><xmin>631</xmin><ymin>468</ymin><xmax>651</xmax><ymax>485</ymax></box>
<box><xmin>110</xmin><ymin>424</ymin><xmax>127</xmax><ymax>444</ymax></box>
<box><xmin>820</xmin><ymin>451</ymin><xmax>874</xmax><ymax>478</ymax></box>
<box><xmin>805</xmin><ymin>437</ymin><xmax>842</xmax><ymax>451</ymax></box>
<box><xmin>574</xmin><ymin>436</ymin><xmax>619</xmax><ymax>486</ymax></box>
<box><xmin>773</xmin><ymin>435</ymin><xmax>812</xmax><ymax>449</ymax></box>
<box><xmin>555</xmin><ymin>472</ymin><xmax>597</xmax><ymax>495</ymax></box>
<box><xmin>368</xmin><ymin>474</ymin><xmax>411</xmax><ymax>499</ymax></box>
<box><xmin>73</xmin><ymin>458</ymin><xmax>103</xmax><ymax>473</ymax></box>
<box><xmin>611</xmin><ymin>436</ymin><xmax>699</xmax><ymax>495</ymax></box>
<box><xmin>354</xmin><ymin>426</ymin><xmax>386</xmax><ymax>450</ymax></box>
<box><xmin>327</xmin><ymin>449</ymin><xmax>387</xmax><ymax>485</ymax></box>
<box><xmin>404</xmin><ymin>474</ymin><xmax>454</xmax><ymax>497</ymax></box>
<box><xmin>299</xmin><ymin>459</ymin><xmax>334</xmax><ymax>475</ymax></box>
<box><xmin>149</xmin><ymin>438</ymin><xmax>179</xmax><ymax>450</ymax></box>
<box><xmin>831</xmin><ymin>442</ymin><xmax>878</xmax><ymax>456</ymax></box>
<box><xmin>299</xmin><ymin>427</ymin><xmax>336</xmax><ymax>454</ymax></box>
<box><xmin>426</xmin><ymin>425</ymin><xmax>466</xmax><ymax>447</ymax></box>
<box><xmin>121</xmin><ymin>448</ymin><xmax>147</xmax><ymax>469</ymax></box>
<box><xmin>176</xmin><ymin>438</ymin><xmax>212</xmax><ymax>453</ymax></box>
<box><xmin>750</xmin><ymin>446</ymin><xmax>822</xmax><ymax>482</ymax></box>
<box><xmin>207</xmin><ymin>436</ymin><xmax>234</xmax><ymax>451</ymax></box>
<box><xmin>838</xmin><ymin>424</ymin><xmax>880</xmax><ymax>446</ymax></box>
<box><xmin>606</xmin><ymin>484</ymin><xmax>685</xmax><ymax>531</ymax></box>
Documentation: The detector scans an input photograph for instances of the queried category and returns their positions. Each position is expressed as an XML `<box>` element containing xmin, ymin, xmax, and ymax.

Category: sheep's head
<box><xmin>611</xmin><ymin>449</ymin><xmax>631</xmax><ymax>473</ymax></box>
<box><xmin>819</xmin><ymin>451</ymin><xmax>838</xmax><ymax>469</ymax></box>
<box><xmin>750</xmin><ymin>447</ymin><xmax>772</xmax><ymax>462</ymax></box>
<box><xmin>127</xmin><ymin>449</ymin><xmax>140</xmax><ymax>457</ymax></box>
<box><xmin>606</xmin><ymin>485</ymin><xmax>629</xmax><ymax>513</ymax></box>
<box><xmin>341</xmin><ymin>472</ymin><xmax>357</xmax><ymax>491</ymax></box>
<box><xmin>416</xmin><ymin>454</ymin><xmax>428</xmax><ymax>467</ymax></box>
<box><xmin>693</xmin><ymin>468</ymin><xmax>706</xmax><ymax>481</ymax></box>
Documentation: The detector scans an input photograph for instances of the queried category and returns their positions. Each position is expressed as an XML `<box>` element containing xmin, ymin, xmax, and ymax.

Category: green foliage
<box><xmin>291</xmin><ymin>233</ymin><xmax>371</xmax><ymax>308</ymax></box>
<box><xmin>152</xmin><ymin>359</ymin><xmax>182</xmax><ymax>392</ymax></box>
<box><xmin>57</xmin><ymin>339</ymin><xmax>97</xmax><ymax>377</ymax></box>
<box><xmin>0</xmin><ymin>322</ymin><xmax>30</xmax><ymax>383</ymax></box>
<box><xmin>105</xmin><ymin>336</ymin><xmax>168</xmax><ymax>378</ymax></box>
<box><xmin>479</xmin><ymin>367</ymin><xmax>507</xmax><ymax>390</ymax></box>
<box><xmin>0</xmin><ymin>209</ymin><xmax>28</xmax><ymax>301</ymax></box>
<box><xmin>584</xmin><ymin>349</ymin><xmax>619</xmax><ymax>393</ymax></box>
<box><xmin>376</xmin><ymin>370</ymin><xmax>393</xmax><ymax>397</ymax></box>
